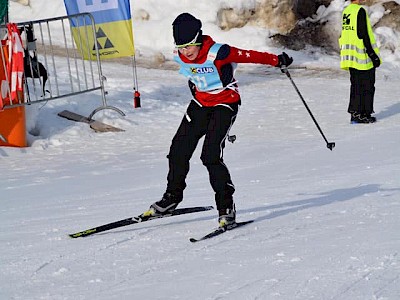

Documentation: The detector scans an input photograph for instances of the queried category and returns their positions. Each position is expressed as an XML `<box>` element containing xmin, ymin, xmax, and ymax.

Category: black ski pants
<box><xmin>348</xmin><ymin>67</ymin><xmax>376</xmax><ymax>115</ymax></box>
<box><xmin>166</xmin><ymin>100</ymin><xmax>239</xmax><ymax>210</ymax></box>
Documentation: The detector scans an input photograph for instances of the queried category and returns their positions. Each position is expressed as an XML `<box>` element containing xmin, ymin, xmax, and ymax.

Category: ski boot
<box><xmin>142</xmin><ymin>192</ymin><xmax>182</xmax><ymax>217</ymax></box>
<box><xmin>218</xmin><ymin>206</ymin><xmax>236</xmax><ymax>228</ymax></box>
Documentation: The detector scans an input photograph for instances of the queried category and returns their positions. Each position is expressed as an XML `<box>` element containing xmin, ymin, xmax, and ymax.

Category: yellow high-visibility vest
<box><xmin>339</xmin><ymin>4</ymin><xmax>381</xmax><ymax>70</ymax></box>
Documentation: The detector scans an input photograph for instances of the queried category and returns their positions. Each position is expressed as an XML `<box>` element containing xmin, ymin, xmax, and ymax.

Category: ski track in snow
<box><xmin>1</xmin><ymin>62</ymin><xmax>399</xmax><ymax>299</ymax></box>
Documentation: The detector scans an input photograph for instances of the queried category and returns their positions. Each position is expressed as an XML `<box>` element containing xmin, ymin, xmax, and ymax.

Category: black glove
<box><xmin>368</xmin><ymin>51</ymin><xmax>381</xmax><ymax>68</ymax></box>
<box><xmin>277</xmin><ymin>52</ymin><xmax>293</xmax><ymax>68</ymax></box>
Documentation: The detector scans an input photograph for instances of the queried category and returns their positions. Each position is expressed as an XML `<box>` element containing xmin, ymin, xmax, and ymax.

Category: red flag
<box><xmin>7</xmin><ymin>23</ymin><xmax>24</xmax><ymax>104</ymax></box>
<box><xmin>0</xmin><ymin>23</ymin><xmax>24</xmax><ymax>110</ymax></box>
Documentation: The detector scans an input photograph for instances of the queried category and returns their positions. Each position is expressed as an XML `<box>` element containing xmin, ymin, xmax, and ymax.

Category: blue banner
<box><xmin>65</xmin><ymin>0</ymin><xmax>131</xmax><ymax>26</ymax></box>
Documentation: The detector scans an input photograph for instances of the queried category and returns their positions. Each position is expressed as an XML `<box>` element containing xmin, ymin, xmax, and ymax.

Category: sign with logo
<box><xmin>64</xmin><ymin>0</ymin><xmax>134</xmax><ymax>60</ymax></box>
<box><xmin>342</xmin><ymin>13</ymin><xmax>354</xmax><ymax>30</ymax></box>
<box><xmin>190</xmin><ymin>67</ymin><xmax>215</xmax><ymax>74</ymax></box>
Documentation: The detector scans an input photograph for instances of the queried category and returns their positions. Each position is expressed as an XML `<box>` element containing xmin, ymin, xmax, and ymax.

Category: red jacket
<box><xmin>176</xmin><ymin>35</ymin><xmax>279</xmax><ymax>106</ymax></box>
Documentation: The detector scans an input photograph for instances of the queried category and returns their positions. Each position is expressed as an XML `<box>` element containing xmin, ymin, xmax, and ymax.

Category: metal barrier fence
<box><xmin>1</xmin><ymin>12</ymin><xmax>124</xmax><ymax>119</ymax></box>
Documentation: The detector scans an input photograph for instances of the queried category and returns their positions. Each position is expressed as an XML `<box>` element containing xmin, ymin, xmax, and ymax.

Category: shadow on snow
<box><xmin>243</xmin><ymin>184</ymin><xmax>399</xmax><ymax>222</ymax></box>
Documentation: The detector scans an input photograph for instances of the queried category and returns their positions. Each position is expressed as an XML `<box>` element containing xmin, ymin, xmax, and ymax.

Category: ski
<box><xmin>69</xmin><ymin>206</ymin><xmax>213</xmax><ymax>238</ymax></box>
<box><xmin>189</xmin><ymin>220</ymin><xmax>254</xmax><ymax>243</ymax></box>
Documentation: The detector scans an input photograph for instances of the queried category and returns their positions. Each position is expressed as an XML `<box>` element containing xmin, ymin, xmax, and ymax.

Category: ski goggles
<box><xmin>175</xmin><ymin>31</ymin><xmax>202</xmax><ymax>49</ymax></box>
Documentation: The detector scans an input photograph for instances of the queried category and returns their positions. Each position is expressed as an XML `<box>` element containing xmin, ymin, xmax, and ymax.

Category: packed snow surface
<box><xmin>2</xmin><ymin>1</ymin><xmax>400</xmax><ymax>299</ymax></box>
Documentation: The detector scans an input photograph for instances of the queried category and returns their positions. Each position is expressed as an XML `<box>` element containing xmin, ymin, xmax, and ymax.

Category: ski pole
<box><xmin>281</xmin><ymin>67</ymin><xmax>335</xmax><ymax>151</ymax></box>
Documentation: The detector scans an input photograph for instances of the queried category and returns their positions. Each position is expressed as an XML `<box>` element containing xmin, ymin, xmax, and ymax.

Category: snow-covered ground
<box><xmin>1</xmin><ymin>1</ymin><xmax>400</xmax><ymax>299</ymax></box>
<box><xmin>10</xmin><ymin>0</ymin><xmax>400</xmax><ymax>70</ymax></box>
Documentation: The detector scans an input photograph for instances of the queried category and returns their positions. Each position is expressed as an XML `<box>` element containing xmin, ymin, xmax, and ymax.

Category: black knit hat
<box><xmin>172</xmin><ymin>13</ymin><xmax>203</xmax><ymax>47</ymax></box>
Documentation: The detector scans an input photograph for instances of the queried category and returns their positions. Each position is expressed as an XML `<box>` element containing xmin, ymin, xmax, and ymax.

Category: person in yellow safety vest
<box><xmin>339</xmin><ymin>0</ymin><xmax>381</xmax><ymax>124</ymax></box>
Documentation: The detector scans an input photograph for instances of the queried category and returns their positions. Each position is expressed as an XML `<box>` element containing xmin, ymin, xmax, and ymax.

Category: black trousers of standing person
<box><xmin>166</xmin><ymin>100</ymin><xmax>239</xmax><ymax>210</ymax></box>
<box><xmin>348</xmin><ymin>67</ymin><xmax>376</xmax><ymax>116</ymax></box>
